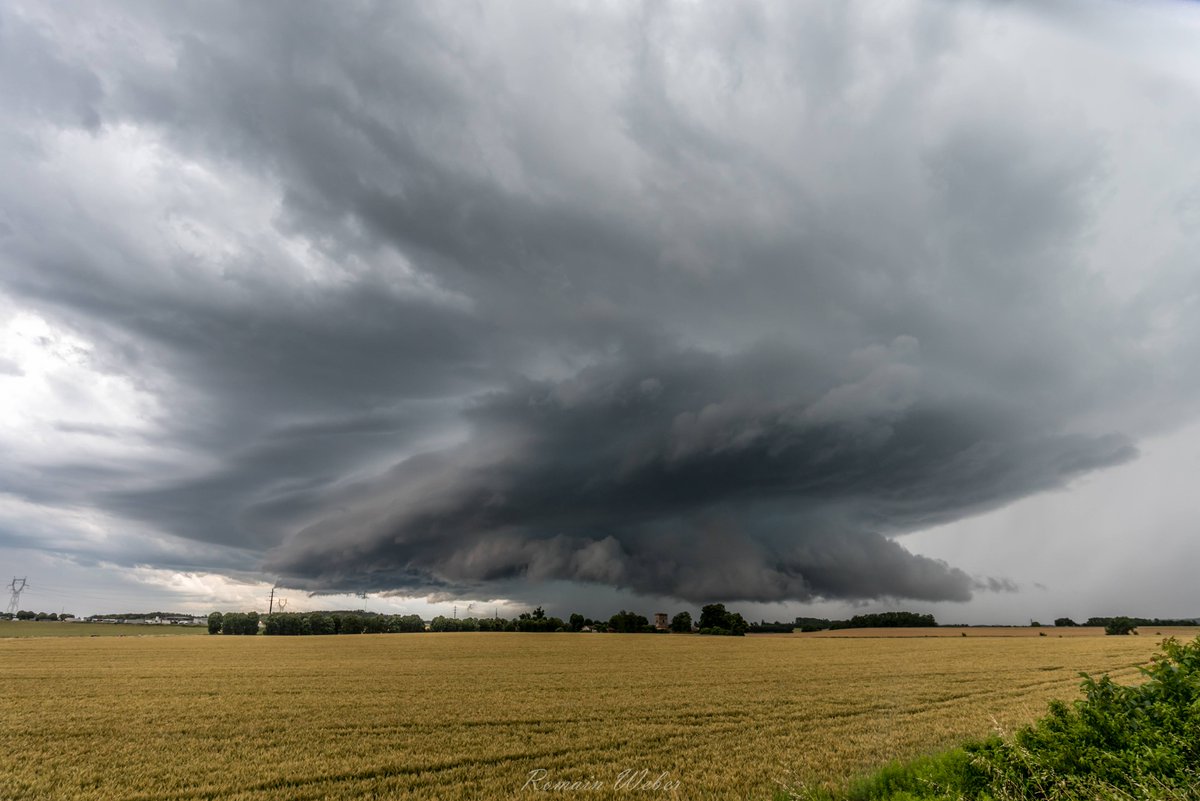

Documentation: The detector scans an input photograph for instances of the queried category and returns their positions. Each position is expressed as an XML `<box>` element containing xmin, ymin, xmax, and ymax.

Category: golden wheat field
<box><xmin>0</xmin><ymin>630</ymin><xmax>1190</xmax><ymax>801</ymax></box>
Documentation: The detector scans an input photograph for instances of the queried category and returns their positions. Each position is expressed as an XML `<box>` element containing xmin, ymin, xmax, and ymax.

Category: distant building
<box><xmin>654</xmin><ymin>612</ymin><xmax>669</xmax><ymax>631</ymax></box>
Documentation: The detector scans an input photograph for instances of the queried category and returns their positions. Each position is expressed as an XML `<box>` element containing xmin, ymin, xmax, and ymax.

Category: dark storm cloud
<box><xmin>1</xmin><ymin>1</ymin><xmax>1194</xmax><ymax>607</ymax></box>
<box><xmin>265</xmin><ymin>345</ymin><xmax>1133</xmax><ymax>602</ymax></box>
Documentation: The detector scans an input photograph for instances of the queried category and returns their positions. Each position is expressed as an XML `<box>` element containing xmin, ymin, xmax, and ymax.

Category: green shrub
<box><xmin>783</xmin><ymin>637</ymin><xmax>1200</xmax><ymax>800</ymax></box>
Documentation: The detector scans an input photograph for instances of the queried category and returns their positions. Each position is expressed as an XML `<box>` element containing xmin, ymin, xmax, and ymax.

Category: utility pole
<box><xmin>268</xmin><ymin>585</ymin><xmax>276</xmax><ymax>615</ymax></box>
<box><xmin>6</xmin><ymin>577</ymin><xmax>26</xmax><ymax>617</ymax></box>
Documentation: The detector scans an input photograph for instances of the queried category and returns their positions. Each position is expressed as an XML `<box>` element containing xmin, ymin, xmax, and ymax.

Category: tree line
<box><xmin>2</xmin><ymin>611</ymin><xmax>75</xmax><ymax>621</ymax></box>
<box><xmin>1054</xmin><ymin>616</ymin><xmax>1198</xmax><ymax>635</ymax></box>
<box><xmin>203</xmin><ymin>604</ymin><xmax>756</xmax><ymax>636</ymax></box>
<box><xmin>788</xmin><ymin>611</ymin><xmax>939</xmax><ymax>632</ymax></box>
<box><xmin>256</xmin><ymin>611</ymin><xmax>425</xmax><ymax>635</ymax></box>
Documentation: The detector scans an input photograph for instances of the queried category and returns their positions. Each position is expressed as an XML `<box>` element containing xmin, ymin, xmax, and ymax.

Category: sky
<box><xmin>2</xmin><ymin>0</ymin><xmax>1200</xmax><ymax>623</ymax></box>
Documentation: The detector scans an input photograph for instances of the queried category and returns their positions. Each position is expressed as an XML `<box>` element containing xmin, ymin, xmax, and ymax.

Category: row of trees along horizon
<box><xmin>206</xmin><ymin>604</ymin><xmax>759</xmax><ymax>636</ymax></box>
<box><xmin>5</xmin><ymin>609</ymin><xmax>1192</xmax><ymax>635</ymax></box>
<box><xmin>210</xmin><ymin>610</ymin><xmax>1196</xmax><ymax>636</ymax></box>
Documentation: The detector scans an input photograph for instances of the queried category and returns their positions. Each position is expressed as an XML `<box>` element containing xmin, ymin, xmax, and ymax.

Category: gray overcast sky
<box><xmin>3</xmin><ymin>0</ymin><xmax>1200</xmax><ymax>622</ymax></box>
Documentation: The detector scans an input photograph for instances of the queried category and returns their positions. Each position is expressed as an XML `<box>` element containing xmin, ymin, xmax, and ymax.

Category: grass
<box><xmin>0</xmin><ymin>620</ymin><xmax>208</xmax><ymax>637</ymax></box>
<box><xmin>0</xmin><ymin>630</ymin><xmax>1183</xmax><ymax>800</ymax></box>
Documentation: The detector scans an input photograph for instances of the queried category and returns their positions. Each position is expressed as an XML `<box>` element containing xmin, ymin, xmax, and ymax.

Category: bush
<box><xmin>1104</xmin><ymin>617</ymin><xmax>1137</xmax><ymax>636</ymax></box>
<box><xmin>784</xmin><ymin>636</ymin><xmax>1200</xmax><ymax>800</ymax></box>
<box><xmin>968</xmin><ymin>637</ymin><xmax>1200</xmax><ymax>796</ymax></box>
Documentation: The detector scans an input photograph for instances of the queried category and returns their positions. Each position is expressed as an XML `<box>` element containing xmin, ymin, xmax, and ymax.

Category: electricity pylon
<box><xmin>6</xmin><ymin>577</ymin><xmax>27</xmax><ymax>616</ymax></box>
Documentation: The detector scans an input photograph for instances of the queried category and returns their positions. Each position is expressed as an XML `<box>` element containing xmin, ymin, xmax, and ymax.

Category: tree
<box><xmin>699</xmin><ymin>604</ymin><xmax>728</xmax><ymax>631</ymax></box>
<box><xmin>1105</xmin><ymin>617</ymin><xmax>1137</xmax><ymax>636</ymax></box>
<box><xmin>608</xmin><ymin>610</ymin><xmax>649</xmax><ymax>633</ymax></box>
<box><xmin>568</xmin><ymin>613</ymin><xmax>586</xmax><ymax>632</ymax></box>
<box><xmin>1054</xmin><ymin>617</ymin><xmax>1078</xmax><ymax>627</ymax></box>
<box><xmin>207</xmin><ymin>612</ymin><xmax>223</xmax><ymax>634</ymax></box>
<box><xmin>516</xmin><ymin>614</ymin><xmax>564</xmax><ymax>632</ymax></box>
<box><xmin>16</xmin><ymin>610</ymin><xmax>35</xmax><ymax>620</ymax></box>
<box><xmin>698</xmin><ymin>604</ymin><xmax>749</xmax><ymax>636</ymax></box>
<box><xmin>429</xmin><ymin>615</ymin><xmax>459</xmax><ymax>632</ymax></box>
<box><xmin>391</xmin><ymin>614</ymin><xmax>425</xmax><ymax>633</ymax></box>
<box><xmin>335</xmin><ymin>613</ymin><xmax>366</xmax><ymax>634</ymax></box>
<box><xmin>670</xmin><ymin>612</ymin><xmax>692</xmax><ymax>633</ymax></box>
<box><xmin>218</xmin><ymin>611</ymin><xmax>259</xmax><ymax>635</ymax></box>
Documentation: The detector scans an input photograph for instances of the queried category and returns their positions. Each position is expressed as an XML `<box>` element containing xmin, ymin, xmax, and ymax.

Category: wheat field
<box><xmin>0</xmin><ymin>621</ymin><xmax>207</xmax><ymax>638</ymax></box>
<box><xmin>0</xmin><ymin>630</ymin><xmax>1188</xmax><ymax>800</ymax></box>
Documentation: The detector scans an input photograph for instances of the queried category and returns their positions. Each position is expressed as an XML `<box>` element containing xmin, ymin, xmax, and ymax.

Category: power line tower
<box><xmin>6</xmin><ymin>577</ymin><xmax>27</xmax><ymax>616</ymax></box>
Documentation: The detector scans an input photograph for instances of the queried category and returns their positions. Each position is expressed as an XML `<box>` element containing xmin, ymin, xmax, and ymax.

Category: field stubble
<box><xmin>0</xmin><ymin>630</ymin><xmax>1185</xmax><ymax>800</ymax></box>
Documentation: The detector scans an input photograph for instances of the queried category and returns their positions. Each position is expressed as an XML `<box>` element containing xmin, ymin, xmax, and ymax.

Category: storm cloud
<box><xmin>2</xmin><ymin>1</ymin><xmax>1199</xmax><ymax>612</ymax></box>
<box><xmin>265</xmin><ymin>342</ymin><xmax>1134</xmax><ymax>602</ymax></box>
